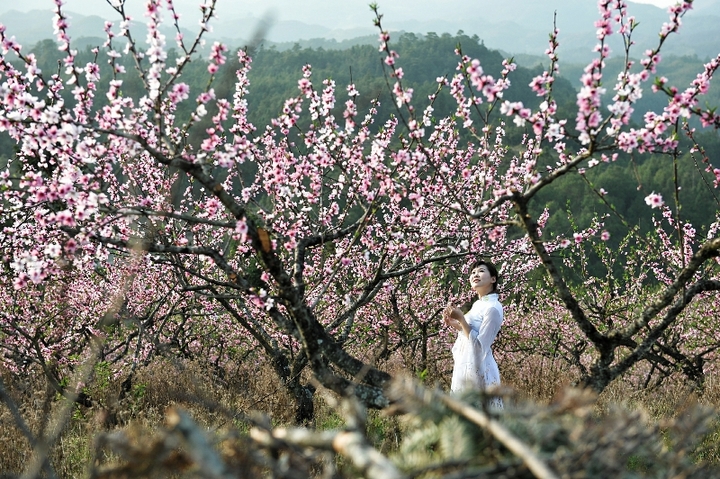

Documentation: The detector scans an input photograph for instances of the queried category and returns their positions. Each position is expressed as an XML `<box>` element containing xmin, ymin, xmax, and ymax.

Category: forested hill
<box><xmin>241</xmin><ymin>32</ymin><xmax>578</xmax><ymax>132</ymax></box>
<box><xmin>5</xmin><ymin>31</ymin><xmax>720</xmax><ymax>248</ymax></box>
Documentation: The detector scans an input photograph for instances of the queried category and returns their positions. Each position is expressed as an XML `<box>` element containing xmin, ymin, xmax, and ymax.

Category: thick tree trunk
<box><xmin>269</xmin><ymin>351</ymin><xmax>319</xmax><ymax>425</ymax></box>
<box><xmin>290</xmin><ymin>382</ymin><xmax>316</xmax><ymax>426</ymax></box>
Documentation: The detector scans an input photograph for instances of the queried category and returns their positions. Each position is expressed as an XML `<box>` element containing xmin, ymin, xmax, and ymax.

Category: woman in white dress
<box><xmin>443</xmin><ymin>260</ymin><xmax>503</xmax><ymax>407</ymax></box>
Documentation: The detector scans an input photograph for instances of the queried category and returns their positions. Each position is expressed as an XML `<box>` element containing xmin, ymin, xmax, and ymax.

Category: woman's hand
<box><xmin>443</xmin><ymin>303</ymin><xmax>470</xmax><ymax>337</ymax></box>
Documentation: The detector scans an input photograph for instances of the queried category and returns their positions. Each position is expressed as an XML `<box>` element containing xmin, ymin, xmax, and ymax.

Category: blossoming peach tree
<box><xmin>0</xmin><ymin>0</ymin><xmax>719</xmax><ymax>422</ymax></box>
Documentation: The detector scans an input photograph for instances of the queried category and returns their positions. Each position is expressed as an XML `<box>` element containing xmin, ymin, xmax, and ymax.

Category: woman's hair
<box><xmin>471</xmin><ymin>259</ymin><xmax>500</xmax><ymax>292</ymax></box>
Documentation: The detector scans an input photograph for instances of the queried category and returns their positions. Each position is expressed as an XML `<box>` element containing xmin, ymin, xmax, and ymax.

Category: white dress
<box><xmin>450</xmin><ymin>293</ymin><xmax>503</xmax><ymax>406</ymax></box>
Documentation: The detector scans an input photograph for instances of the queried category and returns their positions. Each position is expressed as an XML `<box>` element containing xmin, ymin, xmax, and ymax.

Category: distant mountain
<box><xmin>0</xmin><ymin>9</ymin><xmax>197</xmax><ymax>52</ymax></box>
<box><xmin>0</xmin><ymin>0</ymin><xmax>718</xmax><ymax>62</ymax></box>
<box><xmin>268</xmin><ymin>0</ymin><xmax>720</xmax><ymax>62</ymax></box>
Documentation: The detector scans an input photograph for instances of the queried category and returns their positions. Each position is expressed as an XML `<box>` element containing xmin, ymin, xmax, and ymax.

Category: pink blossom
<box><xmin>644</xmin><ymin>192</ymin><xmax>664</xmax><ymax>209</ymax></box>
<box><xmin>234</xmin><ymin>218</ymin><xmax>248</xmax><ymax>242</ymax></box>
<box><xmin>64</xmin><ymin>238</ymin><xmax>78</xmax><ymax>255</ymax></box>
<box><xmin>13</xmin><ymin>273</ymin><xmax>28</xmax><ymax>290</ymax></box>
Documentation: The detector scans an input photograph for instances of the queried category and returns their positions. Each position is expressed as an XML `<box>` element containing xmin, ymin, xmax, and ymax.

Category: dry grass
<box><xmin>499</xmin><ymin>355</ymin><xmax>578</xmax><ymax>405</ymax></box>
<box><xmin>1</xmin><ymin>354</ymin><xmax>720</xmax><ymax>478</ymax></box>
<box><xmin>0</xmin><ymin>357</ymin><xmax>297</xmax><ymax>477</ymax></box>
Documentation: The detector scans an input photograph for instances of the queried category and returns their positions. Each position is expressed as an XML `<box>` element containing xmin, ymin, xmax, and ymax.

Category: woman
<box><xmin>443</xmin><ymin>260</ymin><xmax>503</xmax><ymax>407</ymax></box>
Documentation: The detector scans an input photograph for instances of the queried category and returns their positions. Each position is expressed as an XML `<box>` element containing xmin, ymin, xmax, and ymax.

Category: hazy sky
<box><xmin>0</xmin><ymin>0</ymin><xmax>685</xmax><ymax>21</ymax></box>
<box><xmin>0</xmin><ymin>0</ymin><xmax>697</xmax><ymax>45</ymax></box>
<box><xmin>633</xmin><ymin>0</ymin><xmax>681</xmax><ymax>5</ymax></box>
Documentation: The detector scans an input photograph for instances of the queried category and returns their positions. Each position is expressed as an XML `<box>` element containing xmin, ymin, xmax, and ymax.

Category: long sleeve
<box><xmin>474</xmin><ymin>306</ymin><xmax>502</xmax><ymax>367</ymax></box>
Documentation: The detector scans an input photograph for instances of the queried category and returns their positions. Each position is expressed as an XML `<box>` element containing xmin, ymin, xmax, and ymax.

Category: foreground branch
<box><xmin>388</xmin><ymin>377</ymin><xmax>559</xmax><ymax>479</ymax></box>
<box><xmin>250</xmin><ymin>427</ymin><xmax>405</xmax><ymax>479</ymax></box>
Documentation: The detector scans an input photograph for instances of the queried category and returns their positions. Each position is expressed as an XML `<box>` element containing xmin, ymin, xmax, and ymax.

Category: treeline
<box><xmin>7</xmin><ymin>32</ymin><xmax>720</xmax><ymax>244</ymax></box>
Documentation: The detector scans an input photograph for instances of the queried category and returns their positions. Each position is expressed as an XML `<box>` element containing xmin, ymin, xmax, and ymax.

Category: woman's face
<box><xmin>469</xmin><ymin>265</ymin><xmax>496</xmax><ymax>292</ymax></box>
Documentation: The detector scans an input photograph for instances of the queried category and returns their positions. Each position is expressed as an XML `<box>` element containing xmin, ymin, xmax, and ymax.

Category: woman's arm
<box><xmin>475</xmin><ymin>306</ymin><xmax>502</xmax><ymax>354</ymax></box>
<box><xmin>444</xmin><ymin>304</ymin><xmax>471</xmax><ymax>338</ymax></box>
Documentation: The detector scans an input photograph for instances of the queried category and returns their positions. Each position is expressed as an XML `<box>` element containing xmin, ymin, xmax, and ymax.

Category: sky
<box><xmin>0</xmin><ymin>0</ymin><xmax>684</xmax><ymax>20</ymax></box>
<box><xmin>633</xmin><ymin>0</ymin><xmax>680</xmax><ymax>5</ymax></box>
